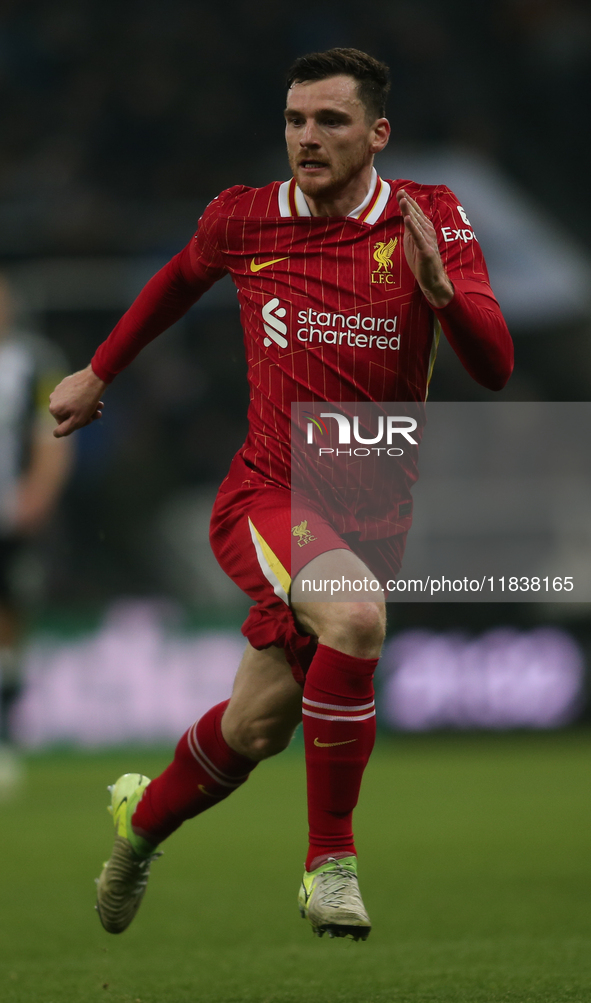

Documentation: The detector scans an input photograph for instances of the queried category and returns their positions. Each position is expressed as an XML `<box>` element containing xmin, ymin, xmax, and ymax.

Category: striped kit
<box><xmin>187</xmin><ymin>721</ymin><xmax>251</xmax><ymax>789</ymax></box>
<box><xmin>302</xmin><ymin>696</ymin><xmax>376</xmax><ymax>723</ymax></box>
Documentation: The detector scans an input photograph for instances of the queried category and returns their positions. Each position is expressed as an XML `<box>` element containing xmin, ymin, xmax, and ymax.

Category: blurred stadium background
<box><xmin>1</xmin><ymin>0</ymin><xmax>591</xmax><ymax>744</ymax></box>
<box><xmin>2</xmin><ymin>4</ymin><xmax>591</xmax><ymax>1000</ymax></box>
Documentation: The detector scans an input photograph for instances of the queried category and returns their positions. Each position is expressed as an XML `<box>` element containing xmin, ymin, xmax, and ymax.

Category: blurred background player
<box><xmin>0</xmin><ymin>274</ymin><xmax>72</xmax><ymax>787</ymax></box>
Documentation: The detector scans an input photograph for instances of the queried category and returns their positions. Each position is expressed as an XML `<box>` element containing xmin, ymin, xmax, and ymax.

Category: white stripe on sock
<box><xmin>302</xmin><ymin>697</ymin><xmax>375</xmax><ymax>712</ymax></box>
<box><xmin>302</xmin><ymin>709</ymin><xmax>376</xmax><ymax>722</ymax></box>
<box><xmin>186</xmin><ymin>726</ymin><xmax>244</xmax><ymax>788</ymax></box>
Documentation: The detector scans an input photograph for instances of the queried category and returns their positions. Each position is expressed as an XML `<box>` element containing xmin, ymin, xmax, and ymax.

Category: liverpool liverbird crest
<box><xmin>292</xmin><ymin>520</ymin><xmax>317</xmax><ymax>548</ymax></box>
<box><xmin>373</xmin><ymin>237</ymin><xmax>398</xmax><ymax>271</ymax></box>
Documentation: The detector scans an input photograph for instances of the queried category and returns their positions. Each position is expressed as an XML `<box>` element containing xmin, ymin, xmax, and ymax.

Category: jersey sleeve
<box><xmin>91</xmin><ymin>190</ymin><xmax>240</xmax><ymax>383</ymax></box>
<box><xmin>186</xmin><ymin>189</ymin><xmax>240</xmax><ymax>282</ymax></box>
<box><xmin>429</xmin><ymin>187</ymin><xmax>496</xmax><ymax>300</ymax></box>
<box><xmin>426</xmin><ymin>186</ymin><xmax>514</xmax><ymax>390</ymax></box>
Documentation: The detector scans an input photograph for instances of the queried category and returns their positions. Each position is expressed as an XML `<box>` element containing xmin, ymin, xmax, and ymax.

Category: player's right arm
<box><xmin>49</xmin><ymin>190</ymin><xmax>237</xmax><ymax>437</ymax></box>
<box><xmin>397</xmin><ymin>185</ymin><xmax>513</xmax><ymax>391</ymax></box>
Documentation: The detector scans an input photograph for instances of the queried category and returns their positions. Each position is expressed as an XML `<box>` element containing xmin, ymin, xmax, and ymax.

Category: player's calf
<box><xmin>220</xmin><ymin>641</ymin><xmax>304</xmax><ymax>760</ymax></box>
<box><xmin>292</xmin><ymin>558</ymin><xmax>382</xmax><ymax>922</ymax></box>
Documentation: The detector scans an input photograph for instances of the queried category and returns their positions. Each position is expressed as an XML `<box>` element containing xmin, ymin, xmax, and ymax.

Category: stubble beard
<box><xmin>289</xmin><ymin>145</ymin><xmax>371</xmax><ymax>204</ymax></box>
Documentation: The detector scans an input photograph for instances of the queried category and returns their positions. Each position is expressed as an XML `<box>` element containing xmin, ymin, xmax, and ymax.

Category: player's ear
<box><xmin>371</xmin><ymin>118</ymin><xmax>390</xmax><ymax>154</ymax></box>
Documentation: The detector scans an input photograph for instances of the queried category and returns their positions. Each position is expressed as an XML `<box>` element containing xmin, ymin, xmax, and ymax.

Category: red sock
<box><xmin>132</xmin><ymin>700</ymin><xmax>257</xmax><ymax>845</ymax></box>
<box><xmin>302</xmin><ymin>643</ymin><xmax>378</xmax><ymax>872</ymax></box>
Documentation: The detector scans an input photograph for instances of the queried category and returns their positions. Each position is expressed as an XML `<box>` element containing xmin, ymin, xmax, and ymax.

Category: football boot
<box><xmin>95</xmin><ymin>773</ymin><xmax>161</xmax><ymax>934</ymax></box>
<box><xmin>298</xmin><ymin>855</ymin><xmax>371</xmax><ymax>940</ymax></box>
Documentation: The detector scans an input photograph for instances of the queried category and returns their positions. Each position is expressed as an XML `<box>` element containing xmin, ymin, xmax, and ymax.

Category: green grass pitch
<box><xmin>2</xmin><ymin>731</ymin><xmax>591</xmax><ymax>1002</ymax></box>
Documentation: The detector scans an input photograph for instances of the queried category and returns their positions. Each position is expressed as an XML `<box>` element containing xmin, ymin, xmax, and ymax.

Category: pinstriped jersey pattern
<box><xmin>189</xmin><ymin>177</ymin><xmax>496</xmax><ymax>493</ymax></box>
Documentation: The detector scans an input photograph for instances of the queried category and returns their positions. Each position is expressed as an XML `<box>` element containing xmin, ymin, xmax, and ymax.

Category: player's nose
<box><xmin>299</xmin><ymin>120</ymin><xmax>320</xmax><ymax>146</ymax></box>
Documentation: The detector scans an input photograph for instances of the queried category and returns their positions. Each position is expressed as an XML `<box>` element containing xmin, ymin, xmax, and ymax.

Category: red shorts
<box><xmin>210</xmin><ymin>454</ymin><xmax>406</xmax><ymax>685</ymax></box>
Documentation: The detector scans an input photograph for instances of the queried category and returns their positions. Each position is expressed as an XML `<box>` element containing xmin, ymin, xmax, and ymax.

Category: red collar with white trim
<box><xmin>277</xmin><ymin>168</ymin><xmax>391</xmax><ymax>224</ymax></box>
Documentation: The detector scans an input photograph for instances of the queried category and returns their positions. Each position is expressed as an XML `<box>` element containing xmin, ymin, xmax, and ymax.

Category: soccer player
<box><xmin>49</xmin><ymin>48</ymin><xmax>513</xmax><ymax>940</ymax></box>
<box><xmin>0</xmin><ymin>274</ymin><xmax>72</xmax><ymax>784</ymax></box>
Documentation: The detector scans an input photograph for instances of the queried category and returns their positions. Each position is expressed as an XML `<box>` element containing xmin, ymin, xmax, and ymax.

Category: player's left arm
<box><xmin>396</xmin><ymin>188</ymin><xmax>513</xmax><ymax>390</ymax></box>
<box><xmin>14</xmin><ymin>418</ymin><xmax>73</xmax><ymax>533</ymax></box>
<box><xmin>15</xmin><ymin>365</ymin><xmax>74</xmax><ymax>533</ymax></box>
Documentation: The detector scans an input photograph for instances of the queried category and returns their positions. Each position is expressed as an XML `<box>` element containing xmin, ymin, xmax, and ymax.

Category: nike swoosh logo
<box><xmin>313</xmin><ymin>737</ymin><xmax>358</xmax><ymax>748</ymax></box>
<box><xmin>198</xmin><ymin>784</ymin><xmax>223</xmax><ymax>799</ymax></box>
<box><xmin>250</xmin><ymin>256</ymin><xmax>289</xmax><ymax>272</ymax></box>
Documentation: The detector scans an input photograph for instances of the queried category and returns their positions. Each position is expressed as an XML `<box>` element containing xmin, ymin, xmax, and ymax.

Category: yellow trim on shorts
<box><xmin>248</xmin><ymin>518</ymin><xmax>291</xmax><ymax>604</ymax></box>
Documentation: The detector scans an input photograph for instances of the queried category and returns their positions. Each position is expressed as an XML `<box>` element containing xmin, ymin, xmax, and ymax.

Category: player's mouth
<box><xmin>298</xmin><ymin>160</ymin><xmax>329</xmax><ymax>172</ymax></box>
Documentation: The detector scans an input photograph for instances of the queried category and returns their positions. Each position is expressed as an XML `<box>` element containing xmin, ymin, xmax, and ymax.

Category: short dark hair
<box><xmin>286</xmin><ymin>48</ymin><xmax>390</xmax><ymax>120</ymax></box>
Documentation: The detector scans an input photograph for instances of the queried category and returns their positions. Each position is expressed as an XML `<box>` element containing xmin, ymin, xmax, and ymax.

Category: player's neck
<box><xmin>302</xmin><ymin>163</ymin><xmax>375</xmax><ymax>218</ymax></box>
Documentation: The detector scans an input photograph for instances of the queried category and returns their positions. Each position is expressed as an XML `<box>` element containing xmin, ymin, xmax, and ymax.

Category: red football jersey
<box><xmin>185</xmin><ymin>170</ymin><xmax>503</xmax><ymax>484</ymax></box>
<box><xmin>92</xmin><ymin>169</ymin><xmax>512</xmax><ymax>536</ymax></box>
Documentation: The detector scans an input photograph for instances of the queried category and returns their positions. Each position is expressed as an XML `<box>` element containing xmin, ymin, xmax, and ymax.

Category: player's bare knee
<box><xmin>246</xmin><ymin>728</ymin><xmax>295</xmax><ymax>760</ymax></box>
<box><xmin>224</xmin><ymin>715</ymin><xmax>296</xmax><ymax>761</ymax></box>
<box><xmin>319</xmin><ymin>602</ymin><xmax>385</xmax><ymax>657</ymax></box>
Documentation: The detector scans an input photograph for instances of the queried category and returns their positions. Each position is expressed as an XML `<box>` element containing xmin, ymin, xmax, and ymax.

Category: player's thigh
<box><xmin>210</xmin><ymin>473</ymin><xmax>350</xmax><ymax>684</ymax></box>
<box><xmin>291</xmin><ymin>548</ymin><xmax>386</xmax><ymax>656</ymax></box>
<box><xmin>221</xmin><ymin>642</ymin><xmax>303</xmax><ymax>758</ymax></box>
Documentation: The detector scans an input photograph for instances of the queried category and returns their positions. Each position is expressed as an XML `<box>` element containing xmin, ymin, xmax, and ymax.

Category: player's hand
<box><xmin>396</xmin><ymin>189</ymin><xmax>454</xmax><ymax>309</ymax></box>
<box><xmin>49</xmin><ymin>364</ymin><xmax>107</xmax><ymax>437</ymax></box>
